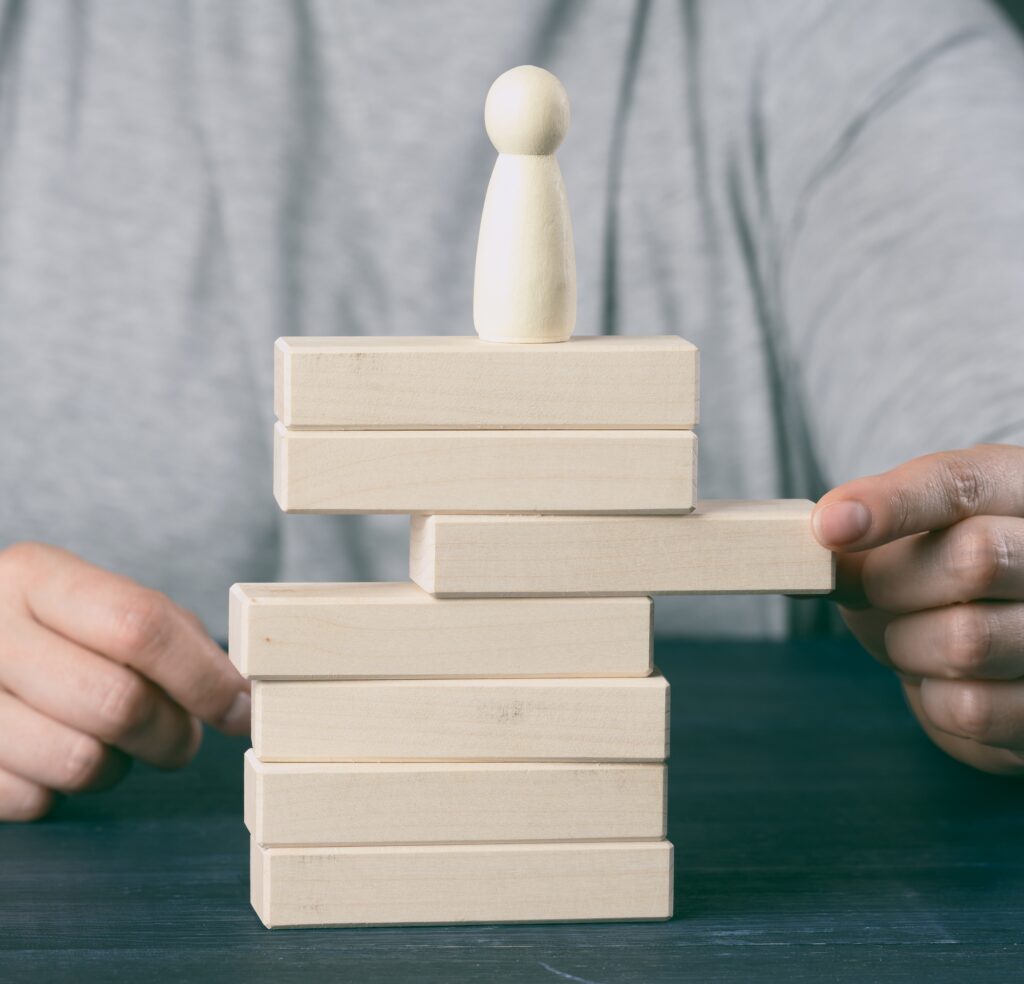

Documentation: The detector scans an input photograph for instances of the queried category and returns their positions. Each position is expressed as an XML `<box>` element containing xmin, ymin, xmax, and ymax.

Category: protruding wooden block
<box><xmin>244</xmin><ymin>751</ymin><xmax>666</xmax><ymax>846</ymax></box>
<box><xmin>251</xmin><ymin>838</ymin><xmax>674</xmax><ymax>927</ymax></box>
<box><xmin>273</xmin><ymin>424</ymin><xmax>696</xmax><ymax>514</ymax></box>
<box><xmin>251</xmin><ymin>674</ymin><xmax>669</xmax><ymax>762</ymax></box>
<box><xmin>274</xmin><ymin>335</ymin><xmax>698</xmax><ymax>429</ymax></box>
<box><xmin>230</xmin><ymin>583</ymin><xmax>652</xmax><ymax>680</ymax></box>
<box><xmin>410</xmin><ymin>499</ymin><xmax>836</xmax><ymax>597</ymax></box>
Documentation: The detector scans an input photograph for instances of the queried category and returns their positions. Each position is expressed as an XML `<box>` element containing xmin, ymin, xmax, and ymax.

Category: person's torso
<box><xmin>0</xmin><ymin>0</ymin><xmax>815</xmax><ymax>638</ymax></box>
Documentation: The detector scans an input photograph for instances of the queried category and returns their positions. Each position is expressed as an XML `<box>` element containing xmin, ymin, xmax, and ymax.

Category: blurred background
<box><xmin>998</xmin><ymin>0</ymin><xmax>1024</xmax><ymax>30</ymax></box>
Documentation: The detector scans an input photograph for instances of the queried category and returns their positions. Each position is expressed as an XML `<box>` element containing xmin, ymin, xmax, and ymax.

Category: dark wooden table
<box><xmin>2</xmin><ymin>636</ymin><xmax>1023</xmax><ymax>983</ymax></box>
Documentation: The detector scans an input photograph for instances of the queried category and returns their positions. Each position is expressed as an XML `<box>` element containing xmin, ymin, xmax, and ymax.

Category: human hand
<box><xmin>812</xmin><ymin>444</ymin><xmax>1024</xmax><ymax>775</ymax></box>
<box><xmin>0</xmin><ymin>543</ymin><xmax>249</xmax><ymax>819</ymax></box>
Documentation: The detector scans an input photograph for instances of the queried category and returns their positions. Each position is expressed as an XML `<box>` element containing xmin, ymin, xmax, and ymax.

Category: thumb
<box><xmin>811</xmin><ymin>444</ymin><xmax>1024</xmax><ymax>553</ymax></box>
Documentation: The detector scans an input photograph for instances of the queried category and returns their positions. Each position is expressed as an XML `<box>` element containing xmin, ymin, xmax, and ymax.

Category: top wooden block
<box><xmin>274</xmin><ymin>335</ymin><xmax>699</xmax><ymax>429</ymax></box>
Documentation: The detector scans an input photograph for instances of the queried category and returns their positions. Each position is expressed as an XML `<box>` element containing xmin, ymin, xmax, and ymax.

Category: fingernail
<box><xmin>813</xmin><ymin>500</ymin><xmax>871</xmax><ymax>547</ymax></box>
<box><xmin>217</xmin><ymin>691</ymin><xmax>251</xmax><ymax>735</ymax></box>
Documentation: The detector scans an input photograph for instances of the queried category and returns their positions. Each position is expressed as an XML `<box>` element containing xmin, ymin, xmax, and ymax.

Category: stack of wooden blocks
<box><xmin>230</xmin><ymin>334</ymin><xmax>833</xmax><ymax>929</ymax></box>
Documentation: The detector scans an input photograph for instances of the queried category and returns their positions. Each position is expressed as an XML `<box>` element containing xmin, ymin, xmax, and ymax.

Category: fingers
<box><xmin>885</xmin><ymin>603</ymin><xmax>1024</xmax><ymax>681</ymax></box>
<box><xmin>812</xmin><ymin>446</ymin><xmax>1024</xmax><ymax>775</ymax></box>
<box><xmin>813</xmin><ymin>444</ymin><xmax>1024</xmax><ymax>552</ymax></box>
<box><xmin>0</xmin><ymin>766</ymin><xmax>53</xmax><ymax>822</ymax></box>
<box><xmin>0</xmin><ymin>689</ymin><xmax>131</xmax><ymax>794</ymax></box>
<box><xmin>3</xmin><ymin>543</ymin><xmax>249</xmax><ymax>734</ymax></box>
<box><xmin>858</xmin><ymin>517</ymin><xmax>1024</xmax><ymax>613</ymax></box>
<box><xmin>917</xmin><ymin>677</ymin><xmax>1024</xmax><ymax>754</ymax></box>
<box><xmin>0</xmin><ymin>618</ymin><xmax>202</xmax><ymax>769</ymax></box>
<box><xmin>902</xmin><ymin>680</ymin><xmax>1024</xmax><ymax>776</ymax></box>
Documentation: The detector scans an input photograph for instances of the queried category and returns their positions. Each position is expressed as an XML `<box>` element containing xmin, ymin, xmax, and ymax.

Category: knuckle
<box><xmin>10</xmin><ymin>785</ymin><xmax>53</xmax><ymax>822</ymax></box>
<box><xmin>109</xmin><ymin>589</ymin><xmax>173</xmax><ymax>660</ymax></box>
<box><xmin>944</xmin><ymin>606</ymin><xmax>991</xmax><ymax>676</ymax></box>
<box><xmin>881</xmin><ymin>615</ymin><xmax>917</xmax><ymax>668</ymax></box>
<box><xmin>887</xmin><ymin>485</ymin><xmax>915</xmax><ymax>537</ymax></box>
<box><xmin>947</xmin><ymin>524</ymin><xmax>1007</xmax><ymax>598</ymax></box>
<box><xmin>97</xmin><ymin>672</ymin><xmax>154</xmax><ymax>739</ymax></box>
<box><xmin>60</xmin><ymin>733</ymin><xmax>108</xmax><ymax>791</ymax></box>
<box><xmin>0</xmin><ymin>541</ymin><xmax>48</xmax><ymax>585</ymax></box>
<box><xmin>165</xmin><ymin>718</ymin><xmax>202</xmax><ymax>771</ymax></box>
<box><xmin>945</xmin><ymin>683</ymin><xmax>995</xmax><ymax>742</ymax></box>
<box><xmin>0</xmin><ymin>540</ymin><xmax>46</xmax><ymax>567</ymax></box>
<box><xmin>939</xmin><ymin>454</ymin><xmax>989</xmax><ymax>519</ymax></box>
<box><xmin>179</xmin><ymin>607</ymin><xmax>205</xmax><ymax>633</ymax></box>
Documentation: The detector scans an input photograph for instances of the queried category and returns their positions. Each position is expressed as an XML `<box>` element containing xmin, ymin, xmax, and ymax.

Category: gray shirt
<box><xmin>2</xmin><ymin>0</ymin><xmax>1022</xmax><ymax>641</ymax></box>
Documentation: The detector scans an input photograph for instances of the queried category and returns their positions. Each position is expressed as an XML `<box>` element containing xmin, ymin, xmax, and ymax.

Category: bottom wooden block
<box><xmin>251</xmin><ymin>838</ymin><xmax>674</xmax><ymax>928</ymax></box>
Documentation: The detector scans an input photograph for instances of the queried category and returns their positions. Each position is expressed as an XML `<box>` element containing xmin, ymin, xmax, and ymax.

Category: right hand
<box><xmin>0</xmin><ymin>542</ymin><xmax>250</xmax><ymax>820</ymax></box>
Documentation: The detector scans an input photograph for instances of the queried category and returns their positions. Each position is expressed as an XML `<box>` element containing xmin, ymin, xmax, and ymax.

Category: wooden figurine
<box><xmin>474</xmin><ymin>66</ymin><xmax>577</xmax><ymax>343</ymax></box>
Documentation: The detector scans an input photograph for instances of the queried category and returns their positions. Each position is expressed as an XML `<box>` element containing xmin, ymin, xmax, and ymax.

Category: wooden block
<box><xmin>244</xmin><ymin>751</ymin><xmax>666</xmax><ymax>845</ymax></box>
<box><xmin>410</xmin><ymin>499</ymin><xmax>836</xmax><ymax>597</ymax></box>
<box><xmin>274</xmin><ymin>335</ymin><xmax>698</xmax><ymax>429</ymax></box>
<box><xmin>251</xmin><ymin>838</ymin><xmax>674</xmax><ymax>927</ymax></box>
<box><xmin>273</xmin><ymin>424</ymin><xmax>696</xmax><ymax>514</ymax></box>
<box><xmin>251</xmin><ymin>674</ymin><xmax>669</xmax><ymax>762</ymax></box>
<box><xmin>229</xmin><ymin>583</ymin><xmax>652</xmax><ymax>679</ymax></box>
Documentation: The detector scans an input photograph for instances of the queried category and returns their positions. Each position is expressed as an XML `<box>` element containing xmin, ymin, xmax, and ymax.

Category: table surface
<box><xmin>2</xmin><ymin>635</ymin><xmax>1023</xmax><ymax>983</ymax></box>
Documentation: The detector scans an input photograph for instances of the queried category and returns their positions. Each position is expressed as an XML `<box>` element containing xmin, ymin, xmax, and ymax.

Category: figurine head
<box><xmin>484</xmin><ymin>65</ymin><xmax>570</xmax><ymax>156</ymax></box>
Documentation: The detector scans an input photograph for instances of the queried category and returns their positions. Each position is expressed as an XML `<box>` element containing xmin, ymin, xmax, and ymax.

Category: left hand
<box><xmin>812</xmin><ymin>444</ymin><xmax>1024</xmax><ymax>775</ymax></box>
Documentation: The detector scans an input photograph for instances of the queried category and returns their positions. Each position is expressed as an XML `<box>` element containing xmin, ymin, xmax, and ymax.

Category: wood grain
<box><xmin>229</xmin><ymin>583</ymin><xmax>652</xmax><ymax>679</ymax></box>
<box><xmin>251</xmin><ymin>674</ymin><xmax>670</xmax><ymax>762</ymax></box>
<box><xmin>274</xmin><ymin>335</ymin><xmax>698</xmax><ymax>429</ymax></box>
<box><xmin>251</xmin><ymin>838</ymin><xmax>674</xmax><ymax>927</ymax></box>
<box><xmin>273</xmin><ymin>424</ymin><xmax>696</xmax><ymax>514</ymax></box>
<box><xmin>244</xmin><ymin>752</ymin><xmax>666</xmax><ymax>846</ymax></box>
<box><xmin>410</xmin><ymin>499</ymin><xmax>836</xmax><ymax>597</ymax></box>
